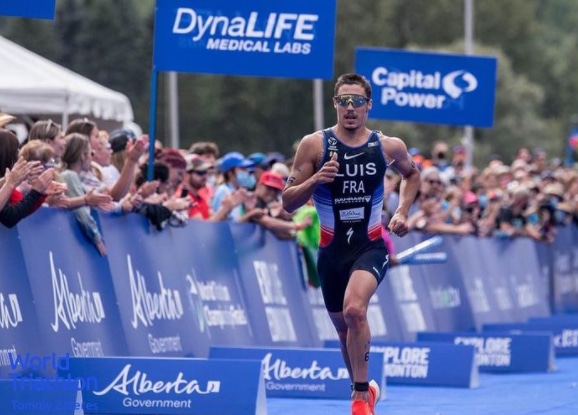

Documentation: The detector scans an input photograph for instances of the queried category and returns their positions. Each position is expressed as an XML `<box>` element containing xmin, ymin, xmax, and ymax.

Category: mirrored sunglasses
<box><xmin>334</xmin><ymin>94</ymin><xmax>369</xmax><ymax>108</ymax></box>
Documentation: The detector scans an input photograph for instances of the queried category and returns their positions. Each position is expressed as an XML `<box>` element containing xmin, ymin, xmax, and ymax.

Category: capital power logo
<box><xmin>371</xmin><ymin>66</ymin><xmax>479</xmax><ymax>110</ymax></box>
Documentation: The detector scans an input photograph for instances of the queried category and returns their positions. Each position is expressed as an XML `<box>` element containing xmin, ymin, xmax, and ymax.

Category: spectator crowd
<box><xmin>0</xmin><ymin>113</ymin><xmax>314</xmax><ymax>257</ymax></box>
<box><xmin>1</xmin><ymin>112</ymin><xmax>577</xmax><ymax>263</ymax></box>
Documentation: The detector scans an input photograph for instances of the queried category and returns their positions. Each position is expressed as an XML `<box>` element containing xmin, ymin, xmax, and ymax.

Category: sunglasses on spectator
<box><xmin>193</xmin><ymin>170</ymin><xmax>208</xmax><ymax>176</ymax></box>
<box><xmin>426</xmin><ymin>178</ymin><xmax>444</xmax><ymax>186</ymax></box>
<box><xmin>423</xmin><ymin>194</ymin><xmax>440</xmax><ymax>201</ymax></box>
<box><xmin>43</xmin><ymin>159</ymin><xmax>56</xmax><ymax>170</ymax></box>
<box><xmin>333</xmin><ymin>94</ymin><xmax>370</xmax><ymax>108</ymax></box>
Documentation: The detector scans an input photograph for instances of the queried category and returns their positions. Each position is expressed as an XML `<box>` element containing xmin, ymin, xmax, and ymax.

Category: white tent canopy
<box><xmin>0</xmin><ymin>36</ymin><xmax>134</xmax><ymax>127</ymax></box>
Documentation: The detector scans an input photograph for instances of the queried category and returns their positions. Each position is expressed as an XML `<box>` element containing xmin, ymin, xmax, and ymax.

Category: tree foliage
<box><xmin>1</xmin><ymin>0</ymin><xmax>578</xmax><ymax>166</ymax></box>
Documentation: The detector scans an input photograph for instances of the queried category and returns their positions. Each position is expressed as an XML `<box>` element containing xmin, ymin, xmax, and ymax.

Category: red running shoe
<box><xmin>351</xmin><ymin>399</ymin><xmax>370</xmax><ymax>415</ymax></box>
<box><xmin>368</xmin><ymin>380</ymin><xmax>380</xmax><ymax>415</ymax></box>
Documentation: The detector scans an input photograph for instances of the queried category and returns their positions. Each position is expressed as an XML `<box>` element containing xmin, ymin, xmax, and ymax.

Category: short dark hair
<box><xmin>333</xmin><ymin>73</ymin><xmax>372</xmax><ymax>99</ymax></box>
<box><xmin>136</xmin><ymin>161</ymin><xmax>170</xmax><ymax>188</ymax></box>
<box><xmin>189</xmin><ymin>141</ymin><xmax>220</xmax><ymax>158</ymax></box>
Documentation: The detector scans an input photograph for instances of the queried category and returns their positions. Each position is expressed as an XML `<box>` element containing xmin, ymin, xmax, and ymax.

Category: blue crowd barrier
<box><xmin>1</xmin><ymin>208</ymin><xmax>578</xmax><ymax>380</ymax></box>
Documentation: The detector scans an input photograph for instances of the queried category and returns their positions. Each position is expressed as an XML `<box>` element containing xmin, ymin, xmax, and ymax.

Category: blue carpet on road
<box><xmin>267</xmin><ymin>357</ymin><xmax>578</xmax><ymax>415</ymax></box>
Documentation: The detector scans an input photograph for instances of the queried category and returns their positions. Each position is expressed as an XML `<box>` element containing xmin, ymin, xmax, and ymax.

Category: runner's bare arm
<box><xmin>282</xmin><ymin>133</ymin><xmax>325</xmax><ymax>213</ymax></box>
<box><xmin>382</xmin><ymin>135</ymin><xmax>421</xmax><ymax>218</ymax></box>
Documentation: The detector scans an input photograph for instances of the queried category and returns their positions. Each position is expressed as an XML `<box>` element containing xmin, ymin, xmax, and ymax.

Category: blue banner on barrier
<box><xmin>305</xmin><ymin>286</ymin><xmax>340</xmax><ymax>342</ymax></box>
<box><xmin>153</xmin><ymin>0</ymin><xmax>337</xmax><ymax>79</ymax></box>
<box><xmin>483</xmin><ymin>322</ymin><xmax>578</xmax><ymax>356</ymax></box>
<box><xmin>452</xmin><ymin>236</ymin><xmax>506</xmax><ymax>329</ymax></box>
<box><xmin>387</xmin><ymin>234</ymin><xmax>438</xmax><ymax>341</ymax></box>
<box><xmin>211</xmin><ymin>346</ymin><xmax>384</xmax><ymax>399</ymax></box>
<box><xmin>498</xmin><ymin>238</ymin><xmax>550</xmax><ymax>319</ymax></box>
<box><xmin>477</xmin><ymin>238</ymin><xmax>518</xmax><ymax>320</ymax></box>
<box><xmin>417</xmin><ymin>331</ymin><xmax>554</xmax><ymax>373</ymax></box>
<box><xmin>16</xmin><ymin>209</ymin><xmax>128</xmax><ymax>361</ymax></box>
<box><xmin>355</xmin><ymin>48</ymin><xmax>497</xmax><ymax>127</ymax></box>
<box><xmin>229</xmin><ymin>224</ymin><xmax>319</xmax><ymax>347</ymax></box>
<box><xmin>366</xmin><ymin>341</ymin><xmax>477</xmax><ymax>388</ymax></box>
<box><xmin>0</xmin><ymin>227</ymin><xmax>45</xmax><ymax>379</ymax></box>
<box><xmin>370</xmin><ymin>274</ymin><xmax>405</xmax><ymax>342</ymax></box>
<box><xmin>413</xmin><ymin>235</ymin><xmax>476</xmax><ymax>333</ymax></box>
<box><xmin>0</xmin><ymin>379</ymin><xmax>81</xmax><ymax>415</ymax></box>
<box><xmin>534</xmin><ymin>238</ymin><xmax>554</xmax><ymax>311</ymax></box>
<box><xmin>551</xmin><ymin>227</ymin><xmax>578</xmax><ymax>313</ymax></box>
<box><xmin>98</xmin><ymin>214</ymin><xmax>210</xmax><ymax>358</ymax></box>
<box><xmin>0</xmin><ymin>0</ymin><xmax>56</xmax><ymax>19</ymax></box>
<box><xmin>65</xmin><ymin>357</ymin><xmax>266</xmax><ymax>415</ymax></box>
<box><xmin>172</xmin><ymin>220</ymin><xmax>257</xmax><ymax>347</ymax></box>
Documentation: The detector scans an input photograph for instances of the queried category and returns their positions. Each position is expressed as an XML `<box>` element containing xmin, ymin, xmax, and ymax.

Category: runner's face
<box><xmin>334</xmin><ymin>84</ymin><xmax>372</xmax><ymax>131</ymax></box>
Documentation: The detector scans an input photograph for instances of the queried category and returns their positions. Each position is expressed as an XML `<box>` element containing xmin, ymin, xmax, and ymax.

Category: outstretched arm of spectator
<box><xmin>0</xmin><ymin>189</ymin><xmax>44</xmax><ymax>228</ymax></box>
<box><xmin>109</xmin><ymin>135</ymin><xmax>148</xmax><ymax>201</ymax></box>
<box><xmin>254</xmin><ymin>214</ymin><xmax>301</xmax><ymax>239</ymax></box>
<box><xmin>0</xmin><ymin>157</ymin><xmax>31</xmax><ymax>211</ymax></box>
<box><xmin>210</xmin><ymin>189</ymin><xmax>245</xmax><ymax>221</ymax></box>
<box><xmin>0</xmin><ymin>166</ymin><xmax>54</xmax><ymax>228</ymax></box>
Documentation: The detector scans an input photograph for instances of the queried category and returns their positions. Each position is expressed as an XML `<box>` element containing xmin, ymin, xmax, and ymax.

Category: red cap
<box><xmin>463</xmin><ymin>191</ymin><xmax>478</xmax><ymax>205</ymax></box>
<box><xmin>259</xmin><ymin>171</ymin><xmax>285</xmax><ymax>190</ymax></box>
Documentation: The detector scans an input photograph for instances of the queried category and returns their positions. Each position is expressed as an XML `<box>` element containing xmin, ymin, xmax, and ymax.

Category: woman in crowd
<box><xmin>59</xmin><ymin>133</ymin><xmax>112</xmax><ymax>255</ymax></box>
<box><xmin>28</xmin><ymin>119</ymin><xmax>66</xmax><ymax>162</ymax></box>
<box><xmin>0</xmin><ymin>129</ymin><xmax>55</xmax><ymax>227</ymax></box>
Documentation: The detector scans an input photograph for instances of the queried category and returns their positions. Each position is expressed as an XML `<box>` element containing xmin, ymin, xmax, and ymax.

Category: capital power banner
<box><xmin>355</xmin><ymin>48</ymin><xmax>497</xmax><ymax>127</ymax></box>
<box><xmin>0</xmin><ymin>0</ymin><xmax>56</xmax><ymax>19</ymax></box>
<box><xmin>153</xmin><ymin>0</ymin><xmax>337</xmax><ymax>79</ymax></box>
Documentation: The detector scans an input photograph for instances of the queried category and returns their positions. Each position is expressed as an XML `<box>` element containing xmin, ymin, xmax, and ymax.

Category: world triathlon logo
<box><xmin>371</xmin><ymin>67</ymin><xmax>479</xmax><ymax>109</ymax></box>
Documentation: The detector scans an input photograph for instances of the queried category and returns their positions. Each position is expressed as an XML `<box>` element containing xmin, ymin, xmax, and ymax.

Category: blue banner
<box><xmin>413</xmin><ymin>235</ymin><xmax>476</xmax><ymax>332</ymax></box>
<box><xmin>98</xmin><ymin>213</ymin><xmax>211</xmax><ymax>358</ymax></box>
<box><xmin>16</xmin><ymin>209</ymin><xmax>128</xmax><ymax>360</ymax></box>
<box><xmin>229</xmin><ymin>223</ymin><xmax>319</xmax><ymax>347</ymax></box>
<box><xmin>452</xmin><ymin>236</ymin><xmax>505</xmax><ymax>329</ymax></box>
<box><xmin>173</xmin><ymin>220</ymin><xmax>257</xmax><ymax>347</ymax></box>
<box><xmin>153</xmin><ymin>0</ymin><xmax>337</xmax><ymax>79</ymax></box>
<box><xmin>550</xmin><ymin>227</ymin><xmax>578</xmax><ymax>313</ymax></box>
<box><xmin>370</xmin><ymin>341</ymin><xmax>478</xmax><ymax>388</ymax></box>
<box><xmin>211</xmin><ymin>346</ymin><xmax>384</xmax><ymax>399</ymax></box>
<box><xmin>475</xmin><ymin>238</ymin><xmax>524</xmax><ymax>321</ymax></box>
<box><xmin>471</xmin><ymin>237</ymin><xmax>549</xmax><ymax>322</ymax></box>
<box><xmin>65</xmin><ymin>357</ymin><xmax>266</xmax><ymax>415</ymax></box>
<box><xmin>483</xmin><ymin>323</ymin><xmax>578</xmax><ymax>356</ymax></box>
<box><xmin>387</xmin><ymin>233</ymin><xmax>438</xmax><ymax>341</ymax></box>
<box><xmin>0</xmin><ymin>0</ymin><xmax>55</xmax><ymax>19</ymax></box>
<box><xmin>0</xmin><ymin>379</ymin><xmax>80</xmax><ymax>415</ymax></box>
<box><xmin>417</xmin><ymin>332</ymin><xmax>554</xmax><ymax>373</ymax></box>
<box><xmin>0</xmin><ymin>227</ymin><xmax>45</xmax><ymax>379</ymax></box>
<box><xmin>370</xmin><ymin>274</ymin><xmax>405</xmax><ymax>342</ymax></box>
<box><xmin>305</xmin><ymin>285</ymin><xmax>340</xmax><ymax>342</ymax></box>
<box><xmin>355</xmin><ymin>48</ymin><xmax>497</xmax><ymax>127</ymax></box>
